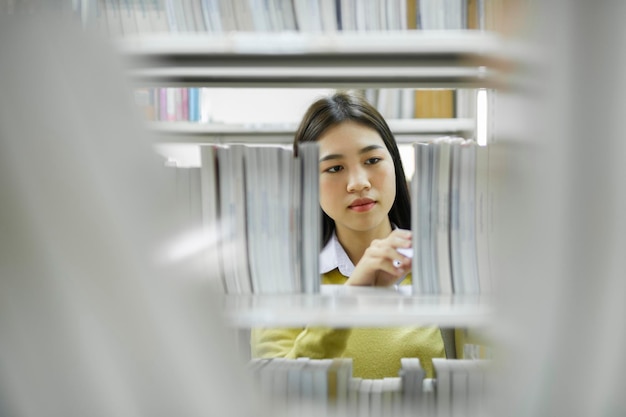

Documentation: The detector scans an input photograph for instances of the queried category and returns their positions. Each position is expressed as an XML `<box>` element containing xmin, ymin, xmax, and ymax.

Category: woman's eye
<box><xmin>365</xmin><ymin>157</ymin><xmax>382</xmax><ymax>165</ymax></box>
<box><xmin>325</xmin><ymin>165</ymin><xmax>343</xmax><ymax>173</ymax></box>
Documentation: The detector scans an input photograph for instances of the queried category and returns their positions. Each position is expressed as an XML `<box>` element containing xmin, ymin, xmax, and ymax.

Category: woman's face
<box><xmin>317</xmin><ymin>121</ymin><xmax>396</xmax><ymax>236</ymax></box>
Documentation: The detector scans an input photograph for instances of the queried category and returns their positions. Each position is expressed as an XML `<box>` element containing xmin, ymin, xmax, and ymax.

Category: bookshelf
<box><xmin>9</xmin><ymin>2</ymin><xmax>624</xmax><ymax>416</ymax></box>
<box><xmin>124</xmin><ymin>30</ymin><xmax>513</xmax><ymax>323</ymax></box>
<box><xmin>146</xmin><ymin>118</ymin><xmax>475</xmax><ymax>144</ymax></box>
<box><xmin>110</xmin><ymin>6</ymin><xmax>519</xmax><ymax>417</ymax></box>
<box><xmin>223</xmin><ymin>285</ymin><xmax>492</xmax><ymax>328</ymax></box>
<box><xmin>120</xmin><ymin>31</ymin><xmax>512</xmax><ymax>89</ymax></box>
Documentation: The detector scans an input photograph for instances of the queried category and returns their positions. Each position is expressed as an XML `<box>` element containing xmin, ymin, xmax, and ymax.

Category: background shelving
<box><xmin>146</xmin><ymin>118</ymin><xmax>476</xmax><ymax>144</ymax></box>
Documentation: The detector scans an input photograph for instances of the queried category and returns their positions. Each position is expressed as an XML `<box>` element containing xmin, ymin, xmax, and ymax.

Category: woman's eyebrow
<box><xmin>319</xmin><ymin>145</ymin><xmax>384</xmax><ymax>163</ymax></box>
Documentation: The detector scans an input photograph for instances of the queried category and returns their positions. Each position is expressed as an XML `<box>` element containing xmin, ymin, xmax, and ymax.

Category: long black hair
<box><xmin>294</xmin><ymin>91</ymin><xmax>411</xmax><ymax>246</ymax></box>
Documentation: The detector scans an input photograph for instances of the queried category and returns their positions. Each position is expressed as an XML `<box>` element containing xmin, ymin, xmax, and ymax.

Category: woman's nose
<box><xmin>346</xmin><ymin>167</ymin><xmax>371</xmax><ymax>193</ymax></box>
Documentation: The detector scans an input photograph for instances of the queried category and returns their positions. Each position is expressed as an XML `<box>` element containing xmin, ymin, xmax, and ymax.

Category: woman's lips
<box><xmin>349</xmin><ymin>198</ymin><xmax>376</xmax><ymax>212</ymax></box>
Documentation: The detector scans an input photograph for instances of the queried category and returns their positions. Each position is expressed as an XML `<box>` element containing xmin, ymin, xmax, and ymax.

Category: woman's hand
<box><xmin>345</xmin><ymin>229</ymin><xmax>412</xmax><ymax>287</ymax></box>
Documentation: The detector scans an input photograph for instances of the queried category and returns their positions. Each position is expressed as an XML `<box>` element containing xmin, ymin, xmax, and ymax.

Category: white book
<box><xmin>422</xmin><ymin>378</ymin><xmax>437</xmax><ymax>417</ymax></box>
<box><xmin>274</xmin><ymin>146</ymin><xmax>296</xmax><ymax>293</ymax></box>
<box><xmin>199</xmin><ymin>87</ymin><xmax>213</xmax><ymax>123</ymax></box>
<box><xmin>475</xmin><ymin>143</ymin><xmax>492</xmax><ymax>293</ymax></box>
<box><xmin>272</xmin><ymin>359</ymin><xmax>290</xmax><ymax>410</ymax></box>
<box><xmin>170</xmin><ymin>0</ymin><xmax>188</xmax><ymax>31</ymax></box>
<box><xmin>215</xmin><ymin>145</ymin><xmax>237</xmax><ymax>293</ymax></box>
<box><xmin>364</xmin><ymin>0</ymin><xmax>381</xmax><ymax>31</ymax></box>
<box><xmin>248</xmin><ymin>0</ymin><xmax>272</xmax><ymax>31</ymax></box>
<box><xmin>281</xmin><ymin>146</ymin><xmax>302</xmax><ymax>293</ymax></box>
<box><xmin>258</xmin><ymin>358</ymin><xmax>279</xmax><ymax>406</ymax></box>
<box><xmin>398</xmin><ymin>0</ymin><xmax>407</xmax><ymax>30</ymax></box>
<box><xmin>348</xmin><ymin>377</ymin><xmax>362</xmax><ymax>417</ymax></box>
<box><xmin>218</xmin><ymin>0</ymin><xmax>238</xmax><ymax>32</ymax></box>
<box><xmin>381</xmin><ymin>378</ymin><xmax>400</xmax><ymax>417</ymax></box>
<box><xmin>400</xmin><ymin>357</ymin><xmax>425</xmax><ymax>414</ymax></box>
<box><xmin>180</xmin><ymin>0</ymin><xmax>197</xmax><ymax>31</ymax></box>
<box><xmin>253</xmin><ymin>146</ymin><xmax>273</xmax><ymax>294</ymax></box>
<box><xmin>412</xmin><ymin>141</ymin><xmax>437</xmax><ymax>294</ymax></box>
<box><xmin>384</xmin><ymin>0</ymin><xmax>400</xmax><ymax>31</ymax></box>
<box><xmin>400</xmin><ymin>89</ymin><xmax>415</xmax><ymax>119</ymax></box>
<box><xmin>433</xmin><ymin>358</ymin><xmax>451</xmax><ymax>417</ymax></box>
<box><xmin>467</xmin><ymin>360</ymin><xmax>485</xmax><ymax>417</ymax></box>
<box><xmin>448</xmin><ymin>137</ymin><xmax>464</xmax><ymax>293</ymax></box>
<box><xmin>459</xmin><ymin>140</ymin><xmax>480</xmax><ymax>294</ymax></box>
<box><xmin>189</xmin><ymin>0</ymin><xmax>207</xmax><ymax>31</ymax></box>
<box><xmin>146</xmin><ymin>0</ymin><xmax>170</xmax><ymax>32</ymax></box>
<box><xmin>232</xmin><ymin>0</ymin><xmax>255</xmax><ymax>31</ymax></box>
<box><xmin>318</xmin><ymin>0</ymin><xmax>337</xmax><ymax>32</ymax></box>
<box><xmin>354</xmin><ymin>0</ymin><xmax>366</xmax><ymax>31</ymax></box>
<box><xmin>119</xmin><ymin>0</ymin><xmax>139</xmax><ymax>35</ymax></box>
<box><xmin>231</xmin><ymin>144</ymin><xmax>253</xmax><ymax>294</ymax></box>
<box><xmin>265</xmin><ymin>146</ymin><xmax>283</xmax><ymax>293</ymax></box>
<box><xmin>358</xmin><ymin>379</ymin><xmax>372</xmax><ymax>417</ymax></box>
<box><xmin>300</xmin><ymin>360</ymin><xmax>315</xmax><ymax>406</ymax></box>
<box><xmin>434</xmin><ymin>137</ymin><xmax>453</xmax><ymax>294</ymax></box>
<box><xmin>200</xmin><ymin>150</ymin><xmax>224</xmax><ymax>285</ymax></box>
<box><xmin>311</xmin><ymin>359</ymin><xmax>333</xmax><ymax>413</ymax></box>
<box><xmin>451</xmin><ymin>360</ymin><xmax>469</xmax><ymax>417</ymax></box>
<box><xmin>370</xmin><ymin>379</ymin><xmax>383</xmax><ymax>417</ymax></box>
<box><xmin>133</xmin><ymin>0</ymin><xmax>153</xmax><ymax>33</ymax></box>
<box><xmin>201</xmin><ymin>0</ymin><xmax>222</xmax><ymax>33</ymax></box>
<box><xmin>293</xmin><ymin>0</ymin><xmax>323</xmax><ymax>32</ymax></box>
<box><xmin>289</xmin><ymin>145</ymin><xmax>303</xmax><ymax>294</ymax></box>
<box><xmin>243</xmin><ymin>146</ymin><xmax>261</xmax><ymax>293</ymax></box>
<box><xmin>376</xmin><ymin>0</ymin><xmax>387</xmax><ymax>30</ymax></box>
<box><xmin>299</xmin><ymin>142</ymin><xmax>320</xmax><ymax>293</ymax></box>
<box><xmin>263</xmin><ymin>0</ymin><xmax>281</xmax><ymax>31</ymax></box>
<box><xmin>327</xmin><ymin>358</ymin><xmax>352</xmax><ymax>415</ymax></box>
<box><xmin>217</xmin><ymin>145</ymin><xmax>252</xmax><ymax>294</ymax></box>
<box><xmin>286</xmin><ymin>358</ymin><xmax>309</xmax><ymax>412</ymax></box>
<box><xmin>275</xmin><ymin>0</ymin><xmax>297</xmax><ymax>31</ymax></box>
<box><xmin>339</xmin><ymin>0</ymin><xmax>356</xmax><ymax>31</ymax></box>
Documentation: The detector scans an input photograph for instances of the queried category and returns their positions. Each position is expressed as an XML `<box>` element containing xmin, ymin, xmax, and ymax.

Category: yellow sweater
<box><xmin>250</xmin><ymin>269</ymin><xmax>445</xmax><ymax>379</ymax></box>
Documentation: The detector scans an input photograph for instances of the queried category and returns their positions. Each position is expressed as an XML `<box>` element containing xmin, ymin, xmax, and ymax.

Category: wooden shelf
<box><xmin>222</xmin><ymin>285</ymin><xmax>493</xmax><ymax>328</ymax></box>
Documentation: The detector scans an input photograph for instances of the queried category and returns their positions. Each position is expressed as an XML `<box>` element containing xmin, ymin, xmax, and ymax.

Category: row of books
<box><xmin>411</xmin><ymin>138</ymin><xmax>492</xmax><ymax>294</ymax></box>
<box><xmin>135</xmin><ymin>87</ymin><xmax>209</xmax><ymax>123</ymax></box>
<box><xmin>135</xmin><ymin>87</ymin><xmax>460</xmax><ymax>124</ymax></box>
<box><xmin>198</xmin><ymin>142</ymin><xmax>320</xmax><ymax>294</ymax></box>
<box><xmin>87</xmin><ymin>0</ymin><xmax>487</xmax><ymax>38</ymax></box>
<box><xmin>248</xmin><ymin>357</ymin><xmax>492</xmax><ymax>417</ymax></box>
<box><xmin>162</xmin><ymin>137</ymin><xmax>492</xmax><ymax>295</ymax></box>
<box><xmin>364</xmin><ymin>88</ymin><xmax>458</xmax><ymax>120</ymax></box>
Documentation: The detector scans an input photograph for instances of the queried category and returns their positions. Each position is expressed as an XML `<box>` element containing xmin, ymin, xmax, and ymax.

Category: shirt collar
<box><xmin>319</xmin><ymin>224</ymin><xmax>399</xmax><ymax>277</ymax></box>
<box><xmin>319</xmin><ymin>231</ymin><xmax>354</xmax><ymax>277</ymax></box>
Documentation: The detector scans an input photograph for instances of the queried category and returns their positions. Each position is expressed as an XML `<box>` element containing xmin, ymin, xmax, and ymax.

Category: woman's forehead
<box><xmin>317</xmin><ymin>122</ymin><xmax>387</xmax><ymax>155</ymax></box>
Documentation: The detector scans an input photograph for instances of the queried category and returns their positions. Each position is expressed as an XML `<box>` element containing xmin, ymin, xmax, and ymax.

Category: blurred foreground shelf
<box><xmin>222</xmin><ymin>285</ymin><xmax>493</xmax><ymax>328</ymax></box>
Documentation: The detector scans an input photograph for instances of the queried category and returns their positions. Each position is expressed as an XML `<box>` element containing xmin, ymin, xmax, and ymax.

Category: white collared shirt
<box><xmin>319</xmin><ymin>224</ymin><xmax>401</xmax><ymax>278</ymax></box>
<box><xmin>319</xmin><ymin>231</ymin><xmax>354</xmax><ymax>277</ymax></box>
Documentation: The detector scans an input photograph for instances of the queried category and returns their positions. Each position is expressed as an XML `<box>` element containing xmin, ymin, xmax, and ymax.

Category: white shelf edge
<box><xmin>222</xmin><ymin>285</ymin><xmax>493</xmax><ymax>328</ymax></box>
<box><xmin>118</xmin><ymin>31</ymin><xmax>521</xmax><ymax>88</ymax></box>
<box><xmin>116</xmin><ymin>30</ymin><xmax>507</xmax><ymax>57</ymax></box>
<box><xmin>147</xmin><ymin>119</ymin><xmax>475</xmax><ymax>144</ymax></box>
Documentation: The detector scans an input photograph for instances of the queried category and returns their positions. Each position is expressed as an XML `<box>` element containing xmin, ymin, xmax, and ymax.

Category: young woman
<box><xmin>251</xmin><ymin>91</ymin><xmax>448</xmax><ymax>379</ymax></box>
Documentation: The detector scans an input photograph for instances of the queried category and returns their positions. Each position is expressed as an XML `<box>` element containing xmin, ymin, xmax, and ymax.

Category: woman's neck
<box><xmin>335</xmin><ymin>220</ymin><xmax>393</xmax><ymax>265</ymax></box>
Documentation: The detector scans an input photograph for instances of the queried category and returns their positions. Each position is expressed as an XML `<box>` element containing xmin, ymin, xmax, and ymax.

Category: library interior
<box><xmin>0</xmin><ymin>1</ymin><xmax>624</xmax><ymax>416</ymax></box>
